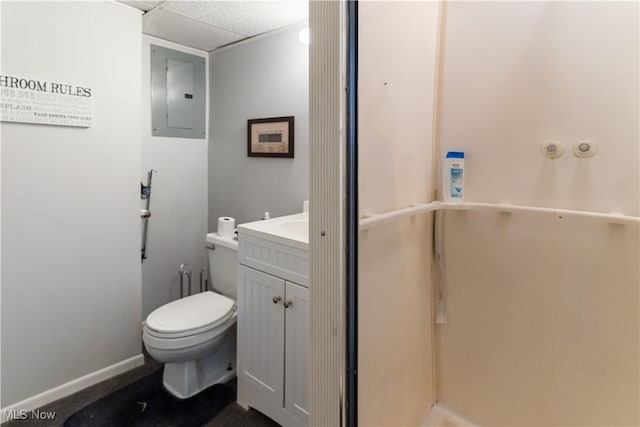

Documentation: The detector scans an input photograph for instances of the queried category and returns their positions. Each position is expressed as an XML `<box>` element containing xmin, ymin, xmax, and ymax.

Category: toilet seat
<box><xmin>145</xmin><ymin>291</ymin><xmax>235</xmax><ymax>339</ymax></box>
<box><xmin>143</xmin><ymin>311</ymin><xmax>237</xmax><ymax>351</ymax></box>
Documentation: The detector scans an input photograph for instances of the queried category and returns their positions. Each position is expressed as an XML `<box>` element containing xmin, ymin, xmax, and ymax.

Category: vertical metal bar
<box><xmin>179</xmin><ymin>264</ymin><xmax>191</xmax><ymax>298</ymax></box>
<box><xmin>179</xmin><ymin>270</ymin><xmax>185</xmax><ymax>298</ymax></box>
<box><xmin>345</xmin><ymin>1</ymin><xmax>359</xmax><ymax>426</ymax></box>
<box><xmin>200</xmin><ymin>267</ymin><xmax>208</xmax><ymax>292</ymax></box>
<box><xmin>141</xmin><ymin>169</ymin><xmax>156</xmax><ymax>261</ymax></box>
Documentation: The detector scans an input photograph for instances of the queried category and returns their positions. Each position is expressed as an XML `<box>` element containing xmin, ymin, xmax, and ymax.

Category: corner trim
<box><xmin>1</xmin><ymin>354</ymin><xmax>144</xmax><ymax>416</ymax></box>
<box><xmin>422</xmin><ymin>403</ymin><xmax>480</xmax><ymax>427</ymax></box>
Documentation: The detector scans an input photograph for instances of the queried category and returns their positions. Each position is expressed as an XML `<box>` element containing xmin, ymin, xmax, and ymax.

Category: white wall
<box><xmin>437</xmin><ymin>2</ymin><xmax>639</xmax><ymax>425</ymax></box>
<box><xmin>208</xmin><ymin>25</ymin><xmax>309</xmax><ymax>229</ymax></box>
<box><xmin>1</xmin><ymin>1</ymin><xmax>142</xmax><ymax>407</ymax></box>
<box><xmin>141</xmin><ymin>36</ymin><xmax>209</xmax><ymax>318</ymax></box>
<box><xmin>358</xmin><ymin>2</ymin><xmax>440</xmax><ymax>425</ymax></box>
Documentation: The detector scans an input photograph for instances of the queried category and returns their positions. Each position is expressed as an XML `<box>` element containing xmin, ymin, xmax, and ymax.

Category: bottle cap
<box><xmin>446</xmin><ymin>151</ymin><xmax>464</xmax><ymax>159</ymax></box>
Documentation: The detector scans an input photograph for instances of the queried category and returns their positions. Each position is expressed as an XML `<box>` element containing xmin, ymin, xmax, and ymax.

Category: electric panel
<box><xmin>151</xmin><ymin>45</ymin><xmax>205</xmax><ymax>138</ymax></box>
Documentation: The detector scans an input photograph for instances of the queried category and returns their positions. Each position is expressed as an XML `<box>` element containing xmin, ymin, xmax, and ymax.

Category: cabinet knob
<box><xmin>272</xmin><ymin>296</ymin><xmax>282</xmax><ymax>304</ymax></box>
<box><xmin>283</xmin><ymin>300</ymin><xmax>293</xmax><ymax>308</ymax></box>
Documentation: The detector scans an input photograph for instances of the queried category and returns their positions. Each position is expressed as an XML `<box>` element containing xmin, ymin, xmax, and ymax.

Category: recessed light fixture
<box><xmin>299</xmin><ymin>27</ymin><xmax>310</xmax><ymax>45</ymax></box>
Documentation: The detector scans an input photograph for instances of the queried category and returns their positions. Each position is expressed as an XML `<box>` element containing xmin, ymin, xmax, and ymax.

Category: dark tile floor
<box><xmin>4</xmin><ymin>356</ymin><xmax>279</xmax><ymax>427</ymax></box>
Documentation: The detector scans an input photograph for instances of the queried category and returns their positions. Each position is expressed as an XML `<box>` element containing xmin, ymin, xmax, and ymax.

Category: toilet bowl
<box><xmin>143</xmin><ymin>232</ymin><xmax>239</xmax><ymax>399</ymax></box>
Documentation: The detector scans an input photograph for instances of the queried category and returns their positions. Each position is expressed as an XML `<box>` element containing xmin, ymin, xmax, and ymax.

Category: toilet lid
<box><xmin>146</xmin><ymin>291</ymin><xmax>235</xmax><ymax>335</ymax></box>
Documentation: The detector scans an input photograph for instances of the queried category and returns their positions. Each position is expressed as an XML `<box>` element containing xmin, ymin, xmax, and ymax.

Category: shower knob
<box><xmin>573</xmin><ymin>139</ymin><xmax>597</xmax><ymax>158</ymax></box>
<box><xmin>541</xmin><ymin>140</ymin><xmax>564</xmax><ymax>159</ymax></box>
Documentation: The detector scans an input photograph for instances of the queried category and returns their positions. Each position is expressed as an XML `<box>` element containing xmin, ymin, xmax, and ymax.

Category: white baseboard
<box><xmin>1</xmin><ymin>354</ymin><xmax>144</xmax><ymax>417</ymax></box>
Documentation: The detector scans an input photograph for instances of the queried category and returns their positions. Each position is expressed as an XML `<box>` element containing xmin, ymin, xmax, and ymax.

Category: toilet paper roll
<box><xmin>217</xmin><ymin>217</ymin><xmax>236</xmax><ymax>238</ymax></box>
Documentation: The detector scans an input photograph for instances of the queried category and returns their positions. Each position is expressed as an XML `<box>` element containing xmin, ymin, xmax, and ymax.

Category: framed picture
<box><xmin>247</xmin><ymin>116</ymin><xmax>294</xmax><ymax>158</ymax></box>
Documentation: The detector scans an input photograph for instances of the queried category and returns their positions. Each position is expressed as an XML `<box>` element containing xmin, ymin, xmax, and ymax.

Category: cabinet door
<box><xmin>284</xmin><ymin>281</ymin><xmax>310</xmax><ymax>423</ymax></box>
<box><xmin>237</xmin><ymin>265</ymin><xmax>285</xmax><ymax>408</ymax></box>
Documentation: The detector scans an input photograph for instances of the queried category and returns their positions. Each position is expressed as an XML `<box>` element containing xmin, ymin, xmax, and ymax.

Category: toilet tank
<box><xmin>205</xmin><ymin>233</ymin><xmax>238</xmax><ymax>299</ymax></box>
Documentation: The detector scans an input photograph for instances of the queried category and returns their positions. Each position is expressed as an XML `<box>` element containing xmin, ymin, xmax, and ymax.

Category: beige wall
<box><xmin>358</xmin><ymin>2</ymin><xmax>440</xmax><ymax>425</ymax></box>
<box><xmin>437</xmin><ymin>1</ymin><xmax>639</xmax><ymax>215</ymax></box>
<box><xmin>437</xmin><ymin>2</ymin><xmax>639</xmax><ymax>425</ymax></box>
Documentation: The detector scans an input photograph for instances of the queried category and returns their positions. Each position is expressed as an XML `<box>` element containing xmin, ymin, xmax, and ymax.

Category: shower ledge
<box><xmin>359</xmin><ymin>201</ymin><xmax>640</xmax><ymax>230</ymax></box>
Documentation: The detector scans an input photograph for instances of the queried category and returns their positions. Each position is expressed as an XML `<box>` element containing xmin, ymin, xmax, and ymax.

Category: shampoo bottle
<box><xmin>442</xmin><ymin>151</ymin><xmax>464</xmax><ymax>202</ymax></box>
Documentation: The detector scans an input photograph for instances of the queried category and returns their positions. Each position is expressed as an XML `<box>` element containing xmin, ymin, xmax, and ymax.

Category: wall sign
<box><xmin>247</xmin><ymin>116</ymin><xmax>295</xmax><ymax>158</ymax></box>
<box><xmin>0</xmin><ymin>75</ymin><xmax>93</xmax><ymax>127</ymax></box>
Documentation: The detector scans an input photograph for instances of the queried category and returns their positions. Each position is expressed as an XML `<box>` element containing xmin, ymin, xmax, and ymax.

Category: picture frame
<box><xmin>247</xmin><ymin>116</ymin><xmax>295</xmax><ymax>158</ymax></box>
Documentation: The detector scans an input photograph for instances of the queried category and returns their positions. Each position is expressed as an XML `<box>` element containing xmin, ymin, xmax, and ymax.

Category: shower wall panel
<box><xmin>436</xmin><ymin>2</ymin><xmax>639</xmax><ymax>425</ymax></box>
<box><xmin>358</xmin><ymin>1</ymin><xmax>441</xmax><ymax>425</ymax></box>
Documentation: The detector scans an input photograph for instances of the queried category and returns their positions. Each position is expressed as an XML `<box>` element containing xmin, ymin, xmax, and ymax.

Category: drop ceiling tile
<box><xmin>160</xmin><ymin>1</ymin><xmax>308</xmax><ymax>37</ymax></box>
<box><xmin>143</xmin><ymin>8</ymin><xmax>246</xmax><ymax>52</ymax></box>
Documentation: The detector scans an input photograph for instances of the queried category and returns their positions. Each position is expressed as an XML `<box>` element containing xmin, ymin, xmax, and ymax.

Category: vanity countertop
<box><xmin>237</xmin><ymin>213</ymin><xmax>309</xmax><ymax>250</ymax></box>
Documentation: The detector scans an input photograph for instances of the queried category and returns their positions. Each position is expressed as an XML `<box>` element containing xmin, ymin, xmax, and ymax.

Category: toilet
<box><xmin>142</xmin><ymin>232</ymin><xmax>238</xmax><ymax>399</ymax></box>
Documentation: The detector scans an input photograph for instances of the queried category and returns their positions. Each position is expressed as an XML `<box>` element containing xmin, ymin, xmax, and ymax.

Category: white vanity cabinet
<box><xmin>236</xmin><ymin>215</ymin><xmax>309</xmax><ymax>427</ymax></box>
